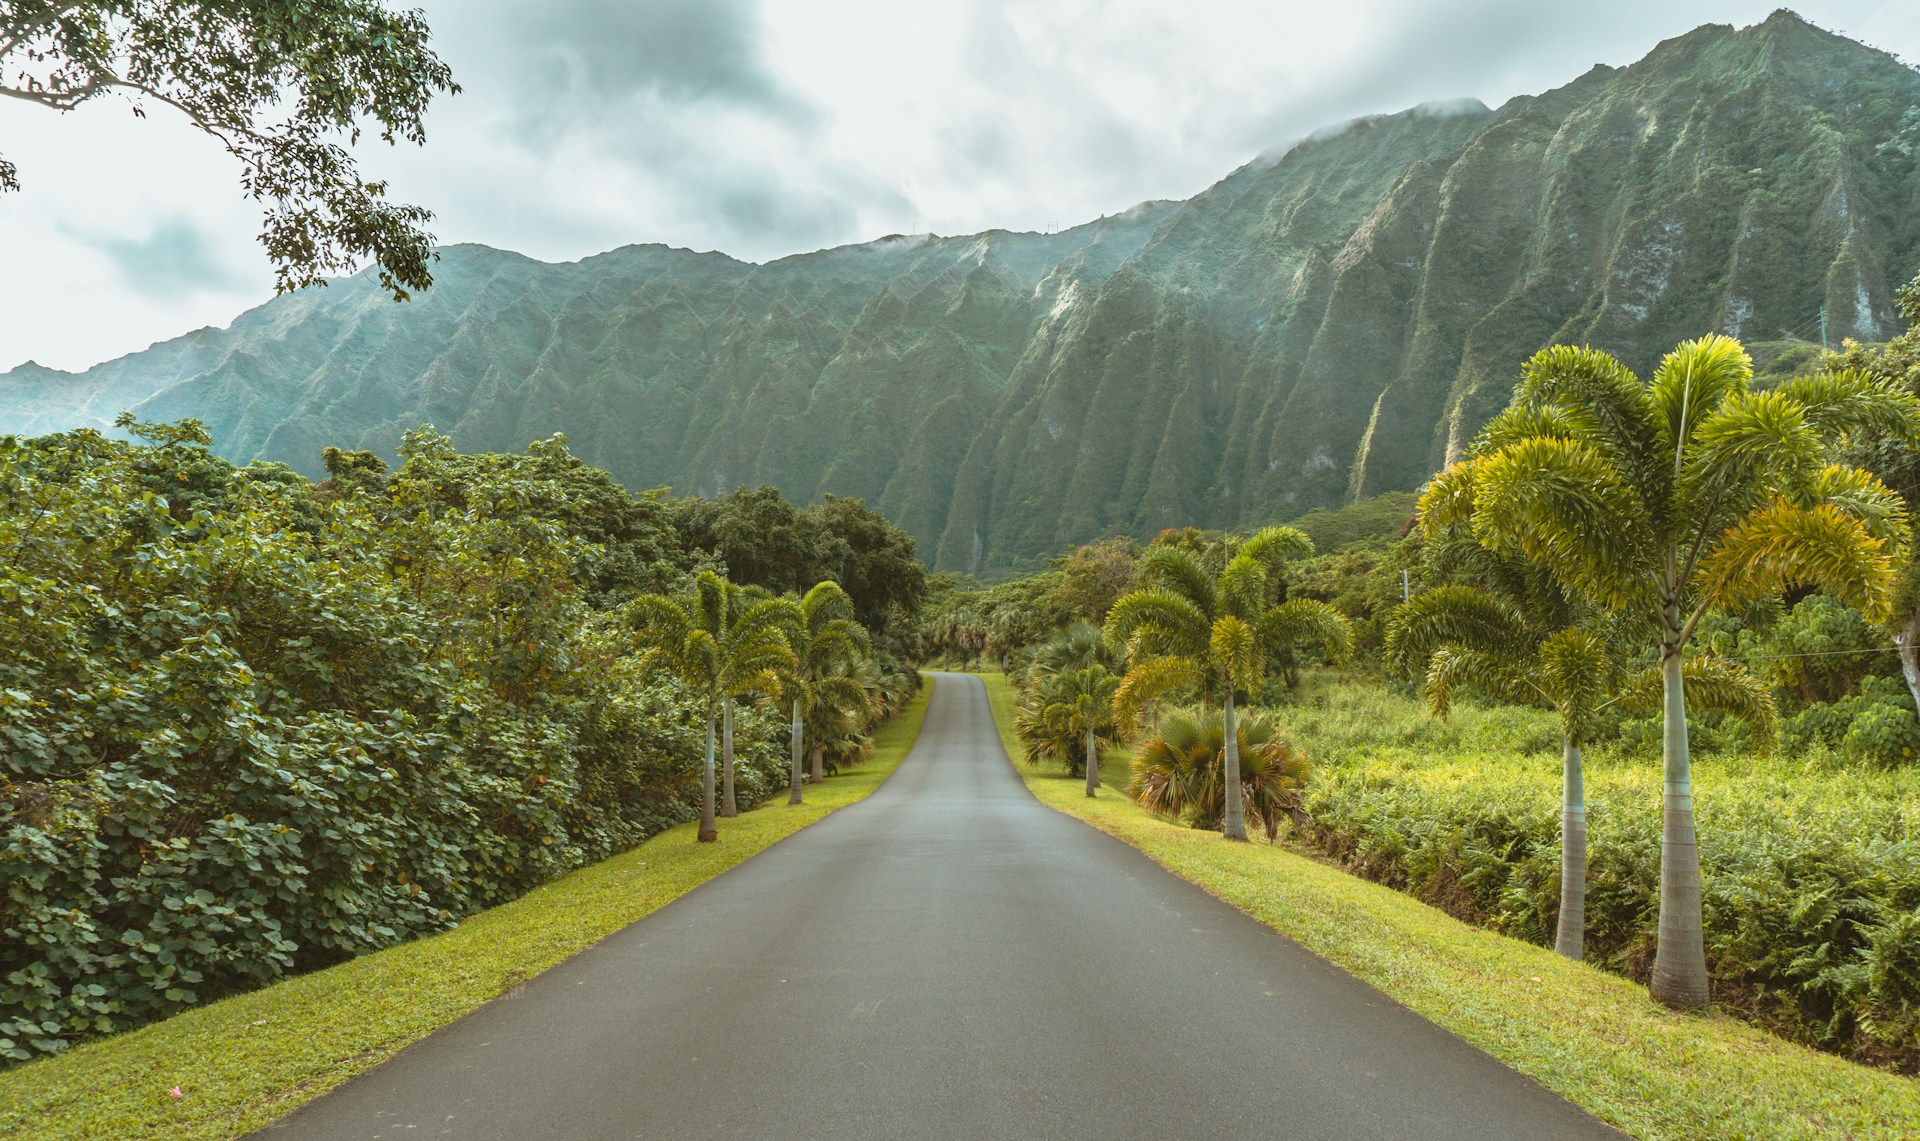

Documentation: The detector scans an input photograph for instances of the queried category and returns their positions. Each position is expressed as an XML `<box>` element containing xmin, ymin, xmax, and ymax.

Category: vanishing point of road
<box><xmin>262</xmin><ymin>673</ymin><xmax>1622</xmax><ymax>1140</ymax></box>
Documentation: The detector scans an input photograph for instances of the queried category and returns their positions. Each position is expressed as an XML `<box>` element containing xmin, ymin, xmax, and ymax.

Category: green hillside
<box><xmin>3</xmin><ymin>10</ymin><xmax>1916</xmax><ymax>572</ymax></box>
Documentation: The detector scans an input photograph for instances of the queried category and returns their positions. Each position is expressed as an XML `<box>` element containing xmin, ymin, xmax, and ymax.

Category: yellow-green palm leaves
<box><xmin>781</xmin><ymin>581</ymin><xmax>872</xmax><ymax>801</ymax></box>
<box><xmin>628</xmin><ymin>571</ymin><xmax>798</xmax><ymax>840</ymax></box>
<box><xmin>1104</xmin><ymin>527</ymin><xmax>1351</xmax><ymax>839</ymax></box>
<box><xmin>1436</xmin><ymin>335</ymin><xmax>1919</xmax><ymax>1008</ymax></box>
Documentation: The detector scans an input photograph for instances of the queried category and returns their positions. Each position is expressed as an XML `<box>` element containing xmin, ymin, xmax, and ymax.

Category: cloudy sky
<box><xmin>2</xmin><ymin>0</ymin><xmax>1915</xmax><ymax>373</ymax></box>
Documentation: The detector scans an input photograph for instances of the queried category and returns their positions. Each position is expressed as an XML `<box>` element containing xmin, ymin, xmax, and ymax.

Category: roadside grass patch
<box><xmin>0</xmin><ymin>682</ymin><xmax>931</xmax><ymax>1141</ymax></box>
<box><xmin>977</xmin><ymin>670</ymin><xmax>1920</xmax><ymax>1141</ymax></box>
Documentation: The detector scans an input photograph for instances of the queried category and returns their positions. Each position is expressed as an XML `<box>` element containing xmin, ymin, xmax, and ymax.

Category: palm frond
<box><xmin>1113</xmin><ymin>655</ymin><xmax>1205</xmax><ymax>727</ymax></box>
<box><xmin>1678</xmin><ymin>390</ymin><xmax>1821</xmax><ymax>519</ymax></box>
<box><xmin>1811</xmin><ymin>464</ymin><xmax>1911</xmax><ymax>552</ymax></box>
<box><xmin>1239</xmin><ymin>525</ymin><xmax>1314</xmax><ymax>568</ymax></box>
<box><xmin>1416</xmin><ymin>461</ymin><xmax>1479</xmax><ymax>537</ymax></box>
<box><xmin>1775</xmin><ymin>368</ymin><xmax>1920</xmax><ymax>445</ymax></box>
<box><xmin>1614</xmin><ymin>655</ymin><xmax>1779</xmax><ymax>753</ymax></box>
<box><xmin>1512</xmin><ymin>343</ymin><xmax>1664</xmax><ymax>494</ymax></box>
<box><xmin>1472</xmin><ymin>435</ymin><xmax>1652</xmax><ymax>610</ymax></box>
<box><xmin>800</xmin><ymin>579</ymin><xmax>856</xmax><ymax>628</ymax></box>
<box><xmin>1210</xmin><ymin>614</ymin><xmax>1260</xmax><ymax>691</ymax></box>
<box><xmin>1135</xmin><ymin>545</ymin><xmax>1215</xmax><ymax>611</ymax></box>
<box><xmin>1537</xmin><ymin>627</ymin><xmax>1615</xmax><ymax>742</ymax></box>
<box><xmin>1650</xmin><ymin>334</ymin><xmax>1753</xmax><ymax>456</ymax></box>
<box><xmin>1425</xmin><ymin>647</ymin><xmax>1541</xmax><ymax>716</ymax></box>
<box><xmin>1104</xmin><ymin>588</ymin><xmax>1210</xmax><ymax>657</ymax></box>
<box><xmin>1256</xmin><ymin>598</ymin><xmax>1353</xmax><ymax>665</ymax></box>
<box><xmin>1694</xmin><ymin>500</ymin><xmax>1896</xmax><ymax>621</ymax></box>
<box><xmin>1476</xmin><ymin>403</ymin><xmax>1589</xmax><ymax>454</ymax></box>
<box><xmin>1215</xmin><ymin>552</ymin><xmax>1268</xmax><ymax>621</ymax></box>
<box><xmin>1383</xmin><ymin>585</ymin><xmax>1531</xmax><ymax>677</ymax></box>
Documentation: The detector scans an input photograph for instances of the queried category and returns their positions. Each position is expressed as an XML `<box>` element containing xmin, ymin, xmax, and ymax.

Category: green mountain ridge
<box><xmin>5</xmin><ymin>10</ymin><xmax>1917</xmax><ymax>572</ymax></box>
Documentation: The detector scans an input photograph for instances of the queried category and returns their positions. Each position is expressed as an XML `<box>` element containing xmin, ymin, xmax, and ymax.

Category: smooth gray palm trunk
<box><xmin>789</xmin><ymin>706</ymin><xmax>805</xmax><ymax>805</ymax></box>
<box><xmin>698</xmin><ymin>708</ymin><xmax>718</xmax><ymax>842</ymax></box>
<box><xmin>721</xmin><ymin>696</ymin><xmax>738</xmax><ymax>817</ymax></box>
<box><xmin>1085</xmin><ymin>727</ymin><xmax>1098</xmax><ymax>797</ymax></box>
<box><xmin>1554</xmin><ymin>736</ymin><xmax>1586</xmax><ymax>960</ymax></box>
<box><xmin>1650</xmin><ymin>650</ymin><xmax>1709</xmax><ymax>1008</ymax></box>
<box><xmin>1222</xmin><ymin>688</ymin><xmax>1247</xmax><ymax>841</ymax></box>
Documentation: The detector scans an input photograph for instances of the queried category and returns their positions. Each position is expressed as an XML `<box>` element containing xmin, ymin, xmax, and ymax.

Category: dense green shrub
<box><xmin>0</xmin><ymin>427</ymin><xmax>793</xmax><ymax>1062</ymax></box>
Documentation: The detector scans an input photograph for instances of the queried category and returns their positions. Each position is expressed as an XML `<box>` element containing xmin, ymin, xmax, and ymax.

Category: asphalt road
<box><xmin>260</xmin><ymin>672</ymin><xmax>1623</xmax><ymax>1140</ymax></box>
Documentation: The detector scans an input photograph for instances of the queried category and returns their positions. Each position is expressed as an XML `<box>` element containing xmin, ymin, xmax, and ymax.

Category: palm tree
<box><xmin>629</xmin><ymin>571</ymin><xmax>797</xmax><ymax>841</ymax></box>
<box><xmin>782</xmin><ymin>581</ymin><xmax>871</xmax><ymax>804</ymax></box>
<box><xmin>1026</xmin><ymin>620</ymin><xmax>1121</xmax><ymax>680</ymax></box>
<box><xmin>805</xmin><ymin>653</ymin><xmax>883</xmax><ymax>782</ymax></box>
<box><xmin>1014</xmin><ymin>665</ymin><xmax>1120</xmax><ymax>796</ymax></box>
<box><xmin>1104</xmin><ymin>527</ymin><xmax>1352</xmax><ymax>840</ymax></box>
<box><xmin>1427</xmin><ymin>335</ymin><xmax>1916</xmax><ymax>1005</ymax></box>
<box><xmin>1387</xmin><ymin>585</ymin><xmax>1775</xmax><ymax>960</ymax></box>
<box><xmin>1127</xmin><ymin>708</ymin><xmax>1310</xmax><ymax>840</ymax></box>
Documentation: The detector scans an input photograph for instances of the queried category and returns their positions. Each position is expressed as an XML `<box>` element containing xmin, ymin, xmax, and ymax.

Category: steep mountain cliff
<box><xmin>5</xmin><ymin>11</ymin><xmax>1917</xmax><ymax>571</ymax></box>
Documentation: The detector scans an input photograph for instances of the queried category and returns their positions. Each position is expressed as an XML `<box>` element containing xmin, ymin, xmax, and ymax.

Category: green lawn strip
<box><xmin>977</xmin><ymin>670</ymin><xmax>1920</xmax><ymax>1141</ymax></box>
<box><xmin>0</xmin><ymin>680</ymin><xmax>933</xmax><ymax>1141</ymax></box>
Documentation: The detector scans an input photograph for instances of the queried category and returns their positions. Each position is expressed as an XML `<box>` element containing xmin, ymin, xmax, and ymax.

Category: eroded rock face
<box><xmin>7</xmin><ymin>12</ymin><xmax>1916</xmax><ymax>572</ymax></box>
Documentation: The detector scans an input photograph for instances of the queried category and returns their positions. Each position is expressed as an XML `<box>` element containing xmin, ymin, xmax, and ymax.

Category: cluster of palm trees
<box><xmin>1101</xmin><ymin>527</ymin><xmax>1353</xmax><ymax>839</ymax></box>
<box><xmin>627</xmin><ymin>572</ymin><xmax>883</xmax><ymax>841</ymax></box>
<box><xmin>1387</xmin><ymin>335</ymin><xmax>1919</xmax><ymax>1008</ymax></box>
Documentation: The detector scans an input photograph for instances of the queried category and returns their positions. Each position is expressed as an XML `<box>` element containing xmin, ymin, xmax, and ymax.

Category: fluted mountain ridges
<box><xmin>4</xmin><ymin>10</ymin><xmax>1916</xmax><ymax>572</ymax></box>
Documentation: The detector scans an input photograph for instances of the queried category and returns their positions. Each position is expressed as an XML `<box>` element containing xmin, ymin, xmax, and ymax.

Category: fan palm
<box><xmin>629</xmin><ymin>571</ymin><xmax>798</xmax><ymax>841</ymax></box>
<box><xmin>1104</xmin><ymin>527</ymin><xmax>1351</xmax><ymax>840</ymax></box>
<box><xmin>1387</xmin><ymin>584</ymin><xmax>1775</xmax><ymax>960</ymax></box>
<box><xmin>1127</xmin><ymin>708</ymin><xmax>1310</xmax><ymax>841</ymax></box>
<box><xmin>1015</xmin><ymin>666</ymin><xmax>1120</xmax><ymax>795</ymax></box>
<box><xmin>781</xmin><ymin>581</ymin><xmax>872</xmax><ymax>804</ymax></box>
<box><xmin>1426</xmin><ymin>335</ymin><xmax>1917</xmax><ymax>1005</ymax></box>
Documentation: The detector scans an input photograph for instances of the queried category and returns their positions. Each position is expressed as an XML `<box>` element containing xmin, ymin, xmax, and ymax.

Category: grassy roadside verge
<box><xmin>0</xmin><ymin>680</ymin><xmax>933</xmax><ymax>1141</ymax></box>
<box><xmin>977</xmin><ymin>670</ymin><xmax>1920</xmax><ymax>1141</ymax></box>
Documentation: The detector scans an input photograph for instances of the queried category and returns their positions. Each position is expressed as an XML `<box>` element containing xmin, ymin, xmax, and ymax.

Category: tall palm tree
<box><xmin>1387</xmin><ymin>585</ymin><xmax>1775</xmax><ymax>960</ymax></box>
<box><xmin>629</xmin><ymin>571</ymin><xmax>797</xmax><ymax>841</ymax></box>
<box><xmin>1427</xmin><ymin>335</ymin><xmax>1916</xmax><ymax>1005</ymax></box>
<box><xmin>1104</xmin><ymin>527</ymin><xmax>1352</xmax><ymax>840</ymax></box>
<box><xmin>782</xmin><ymin>581</ymin><xmax>871</xmax><ymax>804</ymax></box>
<box><xmin>1014</xmin><ymin>665</ymin><xmax>1120</xmax><ymax>796</ymax></box>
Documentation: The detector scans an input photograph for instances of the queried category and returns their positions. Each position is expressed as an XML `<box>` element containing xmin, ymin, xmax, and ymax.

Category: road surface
<box><xmin>261</xmin><ymin>672</ymin><xmax>1621</xmax><ymax>1140</ymax></box>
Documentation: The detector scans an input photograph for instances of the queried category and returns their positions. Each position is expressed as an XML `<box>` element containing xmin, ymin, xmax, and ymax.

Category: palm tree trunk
<box><xmin>1085</xmin><ymin>726</ymin><xmax>1099</xmax><ymax>797</ymax></box>
<box><xmin>721</xmin><ymin>695</ymin><xmax>738</xmax><ymax>817</ymax></box>
<box><xmin>1895</xmin><ymin>610</ymin><xmax>1920</xmax><ymax>719</ymax></box>
<box><xmin>1650</xmin><ymin>647</ymin><xmax>1710</xmax><ymax>1008</ymax></box>
<box><xmin>1554</xmin><ymin>733</ymin><xmax>1586</xmax><ymax>961</ymax></box>
<box><xmin>810</xmin><ymin>741</ymin><xmax>825</xmax><ymax>784</ymax></box>
<box><xmin>789</xmin><ymin>704</ymin><xmax>804</xmax><ymax>805</ymax></box>
<box><xmin>1222</xmin><ymin>687</ymin><xmax>1247</xmax><ymax>841</ymax></box>
<box><xmin>698</xmin><ymin>706</ymin><xmax>718</xmax><ymax>842</ymax></box>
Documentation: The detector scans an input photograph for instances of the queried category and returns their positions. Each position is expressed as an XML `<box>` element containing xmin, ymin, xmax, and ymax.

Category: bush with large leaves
<box><xmin>1127</xmin><ymin>709</ymin><xmax>1309</xmax><ymax>841</ymax></box>
<box><xmin>0</xmin><ymin>427</ymin><xmax>786</xmax><ymax>1062</ymax></box>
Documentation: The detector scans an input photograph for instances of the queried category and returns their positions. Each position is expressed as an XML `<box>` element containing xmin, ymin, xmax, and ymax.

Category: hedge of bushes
<box><xmin>0</xmin><ymin>426</ymin><xmax>792</xmax><ymax>1062</ymax></box>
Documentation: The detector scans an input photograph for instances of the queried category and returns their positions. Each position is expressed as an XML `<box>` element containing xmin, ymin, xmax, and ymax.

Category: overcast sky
<box><xmin>2</xmin><ymin>0</ymin><xmax>1915</xmax><ymax>373</ymax></box>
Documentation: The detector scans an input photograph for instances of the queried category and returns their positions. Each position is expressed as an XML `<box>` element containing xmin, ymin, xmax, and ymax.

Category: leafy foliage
<box><xmin>0</xmin><ymin>424</ymin><xmax>918</xmax><ymax>1064</ymax></box>
<box><xmin>0</xmin><ymin>1</ymin><xmax>459</xmax><ymax>298</ymax></box>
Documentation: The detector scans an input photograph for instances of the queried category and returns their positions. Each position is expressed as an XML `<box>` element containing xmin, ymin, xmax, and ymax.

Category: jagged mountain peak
<box><xmin>4</xmin><ymin>17</ymin><xmax>1916</xmax><ymax>573</ymax></box>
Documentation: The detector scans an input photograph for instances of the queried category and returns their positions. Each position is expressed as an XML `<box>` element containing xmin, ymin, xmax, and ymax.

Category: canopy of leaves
<box><xmin>1</xmin><ymin>1</ymin><xmax>459</xmax><ymax>298</ymax></box>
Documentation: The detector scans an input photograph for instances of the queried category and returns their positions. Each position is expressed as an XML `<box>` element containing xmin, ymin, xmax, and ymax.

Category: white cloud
<box><xmin>2</xmin><ymin>0</ymin><xmax>1915</xmax><ymax>372</ymax></box>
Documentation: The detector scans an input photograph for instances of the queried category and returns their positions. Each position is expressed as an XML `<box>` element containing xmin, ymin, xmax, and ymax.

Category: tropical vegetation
<box><xmin>0</xmin><ymin>421</ymin><xmax>923</xmax><ymax>1064</ymax></box>
<box><xmin>973</xmin><ymin>304</ymin><xmax>1920</xmax><ymax>1069</ymax></box>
